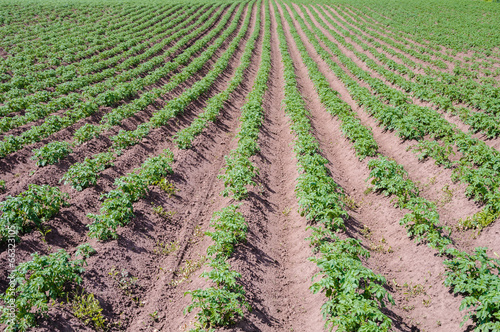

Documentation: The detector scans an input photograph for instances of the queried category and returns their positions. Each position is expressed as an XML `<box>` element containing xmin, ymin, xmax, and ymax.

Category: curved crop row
<box><xmin>332</xmin><ymin>5</ymin><xmax>500</xmax><ymax>81</ymax></box>
<box><xmin>282</xmin><ymin>3</ymin><xmax>378</xmax><ymax>160</ymax></box>
<box><xmin>185</xmin><ymin>2</ymin><xmax>270</xmax><ymax>329</ymax></box>
<box><xmin>0</xmin><ymin>5</ymin><xmax>187</xmax><ymax>101</ymax></box>
<box><xmin>0</xmin><ymin>4</ymin><xmax>232</xmax><ymax>158</ymax></box>
<box><xmin>39</xmin><ymin>1</ymin><xmax>246</xmax><ymax>190</ymax></box>
<box><xmin>85</xmin><ymin>1</ymin><xmax>251</xmax><ymax>238</ymax></box>
<box><xmin>0</xmin><ymin>7</ymin><xmax>207</xmax><ymax>142</ymax></box>
<box><xmin>0</xmin><ymin>5</ymin><xmax>210</xmax><ymax>120</ymax></box>
<box><xmin>313</xmin><ymin>5</ymin><xmax>500</xmax><ymax>137</ymax></box>
<box><xmin>291</xmin><ymin>5</ymin><xmax>500</xmax><ymax>329</ymax></box>
<box><xmin>174</xmin><ymin>3</ymin><xmax>263</xmax><ymax>150</ymax></box>
<box><xmin>366</xmin><ymin>156</ymin><xmax>500</xmax><ymax>330</ymax></box>
<box><xmin>62</xmin><ymin>0</ymin><xmax>252</xmax><ymax>191</ymax></box>
<box><xmin>217</xmin><ymin>3</ymin><xmax>271</xmax><ymax>201</ymax></box>
<box><xmin>300</xmin><ymin>5</ymin><xmax>500</xmax><ymax>230</ymax></box>
<box><xmin>87</xmin><ymin>150</ymin><xmax>174</xmax><ymax>240</ymax></box>
<box><xmin>0</xmin><ymin>5</ymin><xmax>154</xmax><ymax>76</ymax></box>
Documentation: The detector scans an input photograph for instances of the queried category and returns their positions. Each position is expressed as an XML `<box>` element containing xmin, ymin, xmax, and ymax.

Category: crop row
<box><xmin>0</xmin><ymin>6</ymin><xmax>145</xmax><ymax>85</ymax></box>
<box><xmin>0</xmin><ymin>3</ymin><xmax>258</xmax><ymax>329</ymax></box>
<box><xmin>185</xmin><ymin>2</ymin><xmax>269</xmax><ymax>330</ymax></box>
<box><xmin>298</xmin><ymin>4</ymin><xmax>500</xmax><ymax>230</ymax></box>
<box><xmin>0</xmin><ymin>5</ymin><xmax>209</xmax><ymax>117</ymax></box>
<box><xmin>0</xmin><ymin>3</ymin><xmax>121</xmax><ymax>46</ymax></box>
<box><xmin>73</xmin><ymin>0</ymin><xmax>249</xmax><ymax>188</ymax></box>
<box><xmin>335</xmin><ymin>0</ymin><xmax>500</xmax><ymax>55</ymax></box>
<box><xmin>0</xmin><ymin>6</ymin><xmax>110</xmax><ymax>55</ymax></box>
<box><xmin>0</xmin><ymin>5</ymin><xmax>207</xmax><ymax>137</ymax></box>
<box><xmin>0</xmin><ymin>5</ymin><xmax>156</xmax><ymax>76</ymax></box>
<box><xmin>333</xmin><ymin>4</ymin><xmax>500</xmax><ymax>80</ymax></box>
<box><xmin>324</xmin><ymin>5</ymin><xmax>500</xmax><ymax>100</ymax></box>
<box><xmin>367</xmin><ymin>156</ymin><xmax>500</xmax><ymax>330</ymax></box>
<box><xmin>84</xmin><ymin>1</ymin><xmax>250</xmax><ymax>239</ymax></box>
<box><xmin>282</xmin><ymin>5</ymin><xmax>378</xmax><ymax>160</ymax></box>
<box><xmin>0</xmin><ymin>4</ymin><xmax>146</xmax><ymax>71</ymax></box>
<box><xmin>87</xmin><ymin>150</ymin><xmax>174</xmax><ymax>240</ymax></box>
<box><xmin>0</xmin><ymin>4</ymin><xmax>231</xmax><ymax>158</ymax></box>
<box><xmin>276</xmin><ymin>3</ymin><xmax>394</xmax><ymax>331</ymax></box>
<box><xmin>0</xmin><ymin>243</ymin><xmax>96</xmax><ymax>331</ymax></box>
<box><xmin>0</xmin><ymin>4</ymin><xmax>188</xmax><ymax>101</ymax></box>
<box><xmin>218</xmin><ymin>3</ymin><xmax>271</xmax><ymax>200</ymax></box>
<box><xmin>289</xmin><ymin>4</ymin><xmax>500</xmax><ymax>329</ymax></box>
<box><xmin>332</xmin><ymin>5</ymin><xmax>500</xmax><ymax>81</ymax></box>
<box><xmin>0</xmin><ymin>148</ymin><xmax>173</xmax><ymax>330</ymax></box>
<box><xmin>7</xmin><ymin>2</ymin><xmax>258</xmax><ymax>329</ymax></box>
<box><xmin>315</xmin><ymin>5</ymin><xmax>500</xmax><ymax>137</ymax></box>
<box><xmin>174</xmin><ymin>3</ymin><xmax>262</xmax><ymax>150</ymax></box>
<box><xmin>0</xmin><ymin>5</ymin><xmax>91</xmax><ymax>43</ymax></box>
<box><xmin>0</xmin><ymin>1</ymin><xmax>247</xmax><ymax>253</ymax></box>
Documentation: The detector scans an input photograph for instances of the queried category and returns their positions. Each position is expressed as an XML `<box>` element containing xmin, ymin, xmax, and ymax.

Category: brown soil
<box><xmin>0</xmin><ymin>5</ymin><xmax>237</xmax><ymax>183</ymax></box>
<box><xmin>308</xmin><ymin>5</ymin><xmax>500</xmax><ymax>155</ymax></box>
<box><xmin>1</xmin><ymin>2</ymin><xmax>499</xmax><ymax>332</ymax></box>
<box><xmin>324</xmin><ymin>5</ymin><xmax>456</xmax><ymax>74</ymax></box>
<box><xmin>0</xmin><ymin>6</ymin><xmax>224</xmax><ymax>141</ymax></box>
<box><xmin>339</xmin><ymin>4</ymin><xmax>500</xmax><ymax>66</ymax></box>
<box><xmin>342</xmin><ymin>4</ymin><xmax>500</xmax><ymax>80</ymax></box>
<box><xmin>280</xmin><ymin>2</ymin><xmax>491</xmax><ymax>331</ymax></box>
<box><xmin>0</xmin><ymin>3</ymin><xmax>260</xmax><ymax>331</ymax></box>
<box><xmin>0</xmin><ymin>48</ymin><xmax>8</xmax><ymax>59</ymax></box>
<box><xmin>301</xmin><ymin>2</ymin><xmax>500</xmax><ymax>260</ymax></box>
<box><xmin>228</xmin><ymin>2</ymin><xmax>325</xmax><ymax>330</ymax></box>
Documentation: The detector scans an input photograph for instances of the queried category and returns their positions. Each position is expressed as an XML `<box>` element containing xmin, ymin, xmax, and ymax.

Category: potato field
<box><xmin>0</xmin><ymin>0</ymin><xmax>499</xmax><ymax>331</ymax></box>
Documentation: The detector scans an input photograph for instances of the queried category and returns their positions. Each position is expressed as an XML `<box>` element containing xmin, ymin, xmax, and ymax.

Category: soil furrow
<box><xmin>295</xmin><ymin>3</ymin><xmax>483</xmax><ymax>232</ymax></box>
<box><xmin>343</xmin><ymin>4</ymin><xmax>500</xmax><ymax>65</ymax></box>
<box><xmin>305</xmin><ymin>2</ymin><xmax>500</xmax><ymax>258</ymax></box>
<box><xmin>1</xmin><ymin>2</ymin><xmax>499</xmax><ymax>332</ymax></box>
<box><xmin>118</xmin><ymin>3</ymin><xmax>265</xmax><ymax>330</ymax></box>
<box><xmin>0</xmin><ymin>5</ymin><xmax>240</xmax><ymax>190</ymax></box>
<box><xmin>326</xmin><ymin>5</ymin><xmax>467</xmax><ymax>77</ymax></box>
<box><xmin>0</xmin><ymin>5</ymin><xmax>226</xmax><ymax>142</ymax></box>
<box><xmin>226</xmin><ymin>2</ymin><xmax>325</xmax><ymax>331</ymax></box>
<box><xmin>0</xmin><ymin>3</ymin><xmax>261</xmax><ymax>330</ymax></box>
<box><xmin>313</xmin><ymin>5</ymin><xmax>500</xmax><ymax>143</ymax></box>
<box><xmin>279</xmin><ymin>2</ymin><xmax>468</xmax><ymax>331</ymax></box>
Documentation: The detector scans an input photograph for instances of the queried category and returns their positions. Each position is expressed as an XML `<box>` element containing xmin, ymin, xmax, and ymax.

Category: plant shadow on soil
<box><xmin>341</xmin><ymin>202</ymin><xmax>421</xmax><ymax>332</ymax></box>
<box><xmin>232</xmin><ymin>210</ymin><xmax>283</xmax><ymax>330</ymax></box>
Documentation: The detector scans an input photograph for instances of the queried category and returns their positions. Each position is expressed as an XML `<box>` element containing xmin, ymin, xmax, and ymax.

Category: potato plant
<box><xmin>31</xmin><ymin>141</ymin><xmax>72</xmax><ymax>166</ymax></box>
<box><xmin>0</xmin><ymin>244</ymin><xmax>95</xmax><ymax>331</ymax></box>
<box><xmin>87</xmin><ymin>149</ymin><xmax>174</xmax><ymax>240</ymax></box>
<box><xmin>0</xmin><ymin>184</ymin><xmax>69</xmax><ymax>242</ymax></box>
<box><xmin>276</xmin><ymin>4</ymin><xmax>393</xmax><ymax>330</ymax></box>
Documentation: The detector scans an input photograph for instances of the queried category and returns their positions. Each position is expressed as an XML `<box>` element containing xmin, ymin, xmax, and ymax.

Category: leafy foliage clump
<box><xmin>69</xmin><ymin>291</ymin><xmax>108</xmax><ymax>331</ymax></box>
<box><xmin>185</xmin><ymin>205</ymin><xmax>251</xmax><ymax>332</ymax></box>
<box><xmin>444</xmin><ymin>248</ymin><xmax>500</xmax><ymax>330</ymax></box>
<box><xmin>87</xmin><ymin>149</ymin><xmax>174</xmax><ymax>240</ymax></box>
<box><xmin>0</xmin><ymin>244</ymin><xmax>95</xmax><ymax>331</ymax></box>
<box><xmin>367</xmin><ymin>157</ymin><xmax>419</xmax><ymax>206</ymax></box>
<box><xmin>0</xmin><ymin>184</ymin><xmax>69</xmax><ymax>242</ymax></box>
<box><xmin>206</xmin><ymin>205</ymin><xmax>248</xmax><ymax>259</ymax></box>
<box><xmin>61</xmin><ymin>151</ymin><xmax>115</xmax><ymax>191</ymax></box>
<box><xmin>310</xmin><ymin>237</ymin><xmax>394</xmax><ymax>332</ymax></box>
<box><xmin>74</xmin><ymin>123</ymin><xmax>101</xmax><ymax>144</ymax></box>
<box><xmin>32</xmin><ymin>141</ymin><xmax>72</xmax><ymax>166</ymax></box>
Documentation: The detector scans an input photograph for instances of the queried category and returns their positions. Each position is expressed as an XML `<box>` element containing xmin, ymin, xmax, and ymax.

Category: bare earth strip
<box><xmin>279</xmin><ymin>2</ymin><xmax>469</xmax><ymax>331</ymax></box>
